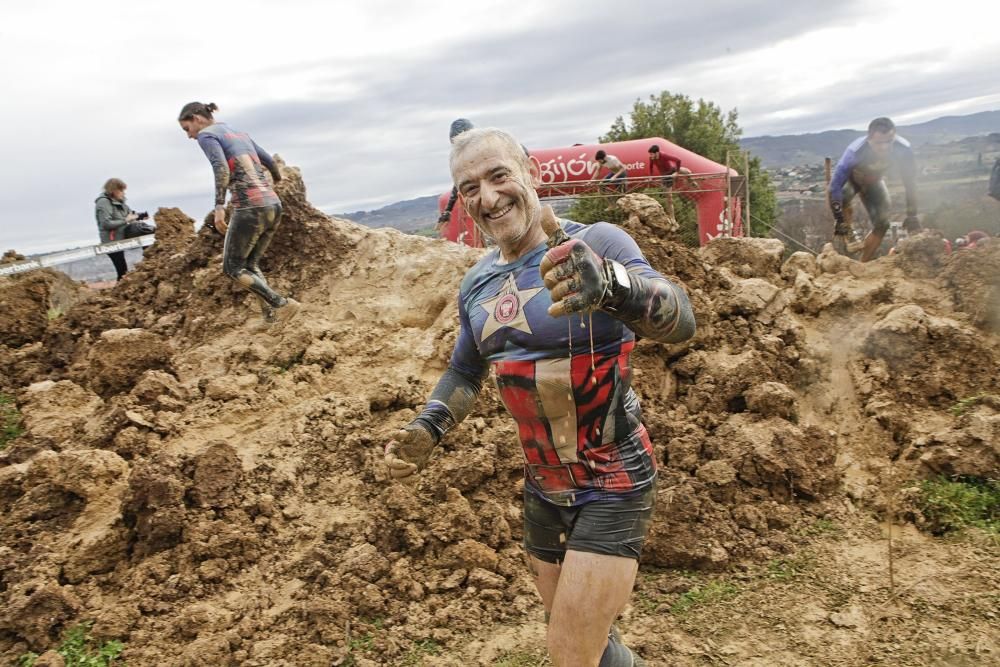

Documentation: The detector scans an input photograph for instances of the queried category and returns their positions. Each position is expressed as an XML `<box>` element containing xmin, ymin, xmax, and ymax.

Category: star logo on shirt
<box><xmin>479</xmin><ymin>273</ymin><xmax>543</xmax><ymax>341</ymax></box>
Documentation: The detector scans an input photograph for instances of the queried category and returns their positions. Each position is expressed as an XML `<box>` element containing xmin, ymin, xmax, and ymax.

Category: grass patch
<box><xmin>798</xmin><ymin>518</ymin><xmax>841</xmax><ymax>537</ymax></box>
<box><xmin>670</xmin><ymin>580</ymin><xmax>740</xmax><ymax>615</ymax></box>
<box><xmin>494</xmin><ymin>649</ymin><xmax>551</xmax><ymax>666</ymax></box>
<box><xmin>47</xmin><ymin>306</ymin><xmax>64</xmax><ymax>320</ymax></box>
<box><xmin>348</xmin><ymin>632</ymin><xmax>374</xmax><ymax>652</ymax></box>
<box><xmin>948</xmin><ymin>394</ymin><xmax>990</xmax><ymax>416</ymax></box>
<box><xmin>766</xmin><ymin>552</ymin><xmax>816</xmax><ymax>581</ymax></box>
<box><xmin>19</xmin><ymin>623</ymin><xmax>124</xmax><ymax>667</ymax></box>
<box><xmin>401</xmin><ymin>639</ymin><xmax>442</xmax><ymax>665</ymax></box>
<box><xmin>914</xmin><ymin>477</ymin><xmax>999</xmax><ymax>537</ymax></box>
<box><xmin>0</xmin><ymin>393</ymin><xmax>24</xmax><ymax>450</ymax></box>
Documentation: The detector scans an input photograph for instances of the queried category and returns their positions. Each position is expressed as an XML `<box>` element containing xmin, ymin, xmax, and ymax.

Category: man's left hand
<box><xmin>540</xmin><ymin>239</ymin><xmax>608</xmax><ymax>317</ymax></box>
<box><xmin>214</xmin><ymin>206</ymin><xmax>228</xmax><ymax>234</ymax></box>
<box><xmin>903</xmin><ymin>214</ymin><xmax>920</xmax><ymax>233</ymax></box>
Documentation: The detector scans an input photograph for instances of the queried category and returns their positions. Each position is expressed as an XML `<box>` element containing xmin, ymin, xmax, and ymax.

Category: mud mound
<box><xmin>0</xmin><ymin>270</ymin><xmax>84</xmax><ymax>349</ymax></box>
<box><xmin>895</xmin><ymin>231</ymin><xmax>951</xmax><ymax>278</ymax></box>
<box><xmin>941</xmin><ymin>240</ymin><xmax>1000</xmax><ymax>332</ymax></box>
<box><xmin>898</xmin><ymin>396</ymin><xmax>999</xmax><ymax>479</ymax></box>
<box><xmin>1</xmin><ymin>168</ymin><xmax>998</xmax><ymax>665</ymax></box>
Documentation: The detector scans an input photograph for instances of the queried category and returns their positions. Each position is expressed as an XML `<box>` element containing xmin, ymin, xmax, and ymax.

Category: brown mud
<box><xmin>0</xmin><ymin>165</ymin><xmax>997</xmax><ymax>666</ymax></box>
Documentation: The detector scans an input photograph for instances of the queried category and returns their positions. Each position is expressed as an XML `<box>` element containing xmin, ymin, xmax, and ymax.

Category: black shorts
<box><xmin>523</xmin><ymin>482</ymin><xmax>657</xmax><ymax>563</ymax></box>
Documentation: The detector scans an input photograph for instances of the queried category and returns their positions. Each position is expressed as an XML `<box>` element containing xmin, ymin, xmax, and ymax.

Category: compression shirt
<box><xmin>830</xmin><ymin>134</ymin><xmax>917</xmax><ymax>212</ymax></box>
<box><xmin>197</xmin><ymin>122</ymin><xmax>280</xmax><ymax>209</ymax></box>
<box><xmin>450</xmin><ymin>221</ymin><xmax>665</xmax><ymax>506</ymax></box>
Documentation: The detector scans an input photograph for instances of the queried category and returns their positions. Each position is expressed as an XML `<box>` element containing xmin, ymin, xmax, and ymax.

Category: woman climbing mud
<box><xmin>178</xmin><ymin>101</ymin><xmax>300</xmax><ymax>324</ymax></box>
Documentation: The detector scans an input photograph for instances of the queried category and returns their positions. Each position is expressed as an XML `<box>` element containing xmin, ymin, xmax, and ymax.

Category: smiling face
<box><xmin>451</xmin><ymin>132</ymin><xmax>545</xmax><ymax>260</ymax></box>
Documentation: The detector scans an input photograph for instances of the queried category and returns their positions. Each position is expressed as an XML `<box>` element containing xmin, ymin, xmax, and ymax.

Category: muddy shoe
<box><xmin>275</xmin><ymin>298</ymin><xmax>302</xmax><ymax>323</ymax></box>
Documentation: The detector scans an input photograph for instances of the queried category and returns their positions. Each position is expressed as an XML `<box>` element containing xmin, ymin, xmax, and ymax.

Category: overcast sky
<box><xmin>3</xmin><ymin>0</ymin><xmax>999</xmax><ymax>254</ymax></box>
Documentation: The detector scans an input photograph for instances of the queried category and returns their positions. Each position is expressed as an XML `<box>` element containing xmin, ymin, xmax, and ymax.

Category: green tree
<box><xmin>569</xmin><ymin>91</ymin><xmax>777</xmax><ymax>238</ymax></box>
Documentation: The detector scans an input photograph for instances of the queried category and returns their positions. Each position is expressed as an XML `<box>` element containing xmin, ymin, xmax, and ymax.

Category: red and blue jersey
<box><xmin>451</xmin><ymin>221</ymin><xmax>661</xmax><ymax>506</ymax></box>
<box><xmin>197</xmin><ymin>122</ymin><xmax>280</xmax><ymax>209</ymax></box>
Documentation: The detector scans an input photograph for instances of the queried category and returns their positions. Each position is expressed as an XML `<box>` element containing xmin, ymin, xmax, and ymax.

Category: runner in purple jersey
<box><xmin>829</xmin><ymin>117</ymin><xmax>919</xmax><ymax>261</ymax></box>
<box><xmin>178</xmin><ymin>101</ymin><xmax>300</xmax><ymax>324</ymax></box>
<box><xmin>383</xmin><ymin>128</ymin><xmax>695</xmax><ymax>667</ymax></box>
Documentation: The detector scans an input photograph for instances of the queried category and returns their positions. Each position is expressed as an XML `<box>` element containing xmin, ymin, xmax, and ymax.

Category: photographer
<box><xmin>94</xmin><ymin>178</ymin><xmax>143</xmax><ymax>281</ymax></box>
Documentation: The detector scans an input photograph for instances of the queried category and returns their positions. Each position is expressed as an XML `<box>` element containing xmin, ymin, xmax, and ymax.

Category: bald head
<box><xmin>450</xmin><ymin>128</ymin><xmax>532</xmax><ymax>182</ymax></box>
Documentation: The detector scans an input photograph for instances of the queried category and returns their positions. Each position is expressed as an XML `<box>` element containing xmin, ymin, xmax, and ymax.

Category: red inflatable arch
<box><xmin>438</xmin><ymin>137</ymin><xmax>741</xmax><ymax>247</ymax></box>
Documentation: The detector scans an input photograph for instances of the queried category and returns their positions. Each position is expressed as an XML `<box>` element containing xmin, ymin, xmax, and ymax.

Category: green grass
<box><xmin>401</xmin><ymin>639</ymin><xmax>442</xmax><ymax>665</ymax></box>
<box><xmin>494</xmin><ymin>649</ymin><xmax>551</xmax><ymax>666</ymax></box>
<box><xmin>766</xmin><ymin>552</ymin><xmax>817</xmax><ymax>581</ymax></box>
<box><xmin>669</xmin><ymin>580</ymin><xmax>740</xmax><ymax>615</ymax></box>
<box><xmin>18</xmin><ymin>623</ymin><xmax>124</xmax><ymax>667</ymax></box>
<box><xmin>948</xmin><ymin>394</ymin><xmax>992</xmax><ymax>416</ymax></box>
<box><xmin>47</xmin><ymin>306</ymin><xmax>64</xmax><ymax>320</ymax></box>
<box><xmin>797</xmin><ymin>518</ymin><xmax>841</xmax><ymax>537</ymax></box>
<box><xmin>348</xmin><ymin>632</ymin><xmax>374</xmax><ymax>652</ymax></box>
<box><xmin>0</xmin><ymin>393</ymin><xmax>24</xmax><ymax>450</ymax></box>
<box><xmin>914</xmin><ymin>477</ymin><xmax>1000</xmax><ymax>538</ymax></box>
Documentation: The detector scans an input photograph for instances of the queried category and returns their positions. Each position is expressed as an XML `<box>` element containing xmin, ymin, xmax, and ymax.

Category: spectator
<box><xmin>94</xmin><ymin>177</ymin><xmax>136</xmax><ymax>281</ymax></box>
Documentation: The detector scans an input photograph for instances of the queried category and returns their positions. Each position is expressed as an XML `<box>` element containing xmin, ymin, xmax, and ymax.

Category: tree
<box><xmin>568</xmin><ymin>91</ymin><xmax>777</xmax><ymax>238</ymax></box>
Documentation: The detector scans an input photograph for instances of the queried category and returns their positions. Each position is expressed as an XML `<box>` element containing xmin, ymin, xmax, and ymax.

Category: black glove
<box><xmin>830</xmin><ymin>200</ymin><xmax>848</xmax><ymax>235</ymax></box>
<box><xmin>437</xmin><ymin>212</ymin><xmax>451</xmax><ymax>224</ymax></box>
<box><xmin>539</xmin><ymin>238</ymin><xmax>608</xmax><ymax>317</ymax></box>
<box><xmin>903</xmin><ymin>214</ymin><xmax>920</xmax><ymax>233</ymax></box>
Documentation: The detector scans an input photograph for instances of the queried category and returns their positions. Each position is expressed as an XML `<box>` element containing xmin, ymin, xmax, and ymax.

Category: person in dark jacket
<box><xmin>94</xmin><ymin>177</ymin><xmax>136</xmax><ymax>281</ymax></box>
<box><xmin>178</xmin><ymin>101</ymin><xmax>300</xmax><ymax>324</ymax></box>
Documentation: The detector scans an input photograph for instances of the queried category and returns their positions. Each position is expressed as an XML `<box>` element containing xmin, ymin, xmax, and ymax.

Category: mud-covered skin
<box><xmin>197</xmin><ymin>122</ymin><xmax>281</xmax><ymax>209</ymax></box>
<box><xmin>540</xmin><ymin>239</ymin><xmax>608</xmax><ymax>316</ymax></box>
<box><xmin>540</xmin><ymin>237</ymin><xmax>695</xmax><ymax>344</ymax></box>
<box><xmin>411</xmin><ymin>367</ymin><xmax>485</xmax><ymax>444</ymax></box>
<box><xmin>222</xmin><ymin>204</ymin><xmax>288</xmax><ymax>308</ymax></box>
<box><xmin>602</xmin><ymin>270</ymin><xmax>694</xmax><ymax>344</ymax></box>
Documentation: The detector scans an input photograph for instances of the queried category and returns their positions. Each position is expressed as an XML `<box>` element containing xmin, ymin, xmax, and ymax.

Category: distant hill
<box><xmin>742</xmin><ymin>110</ymin><xmax>1000</xmax><ymax>168</ymax></box>
<box><xmin>337</xmin><ymin>194</ymin><xmax>440</xmax><ymax>233</ymax></box>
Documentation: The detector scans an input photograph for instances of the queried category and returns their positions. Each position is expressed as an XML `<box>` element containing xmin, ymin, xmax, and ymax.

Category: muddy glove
<box><xmin>830</xmin><ymin>200</ymin><xmax>849</xmax><ymax>235</ymax></box>
<box><xmin>540</xmin><ymin>238</ymin><xmax>609</xmax><ymax>317</ymax></box>
<box><xmin>902</xmin><ymin>214</ymin><xmax>920</xmax><ymax>233</ymax></box>
<box><xmin>383</xmin><ymin>424</ymin><xmax>435</xmax><ymax>480</ymax></box>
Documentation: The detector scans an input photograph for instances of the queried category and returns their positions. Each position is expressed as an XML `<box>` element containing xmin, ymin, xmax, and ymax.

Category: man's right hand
<box><xmin>830</xmin><ymin>201</ymin><xmax>848</xmax><ymax>235</ymax></box>
<box><xmin>126</xmin><ymin>212</ymin><xmax>138</xmax><ymax>222</ymax></box>
<box><xmin>383</xmin><ymin>425</ymin><xmax>435</xmax><ymax>480</ymax></box>
<box><xmin>438</xmin><ymin>212</ymin><xmax>451</xmax><ymax>224</ymax></box>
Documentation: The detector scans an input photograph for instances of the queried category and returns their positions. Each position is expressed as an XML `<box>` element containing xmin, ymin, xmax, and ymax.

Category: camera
<box><xmin>136</xmin><ymin>211</ymin><xmax>149</xmax><ymax>220</ymax></box>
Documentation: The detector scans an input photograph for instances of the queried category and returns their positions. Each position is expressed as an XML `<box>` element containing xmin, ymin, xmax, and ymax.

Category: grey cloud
<box><xmin>6</xmin><ymin>0</ymin><xmax>998</xmax><ymax>251</ymax></box>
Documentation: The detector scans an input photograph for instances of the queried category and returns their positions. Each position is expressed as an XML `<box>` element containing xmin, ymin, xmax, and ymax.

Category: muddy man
<box><xmin>383</xmin><ymin>127</ymin><xmax>696</xmax><ymax>667</ymax></box>
<box><xmin>829</xmin><ymin>117</ymin><xmax>920</xmax><ymax>262</ymax></box>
